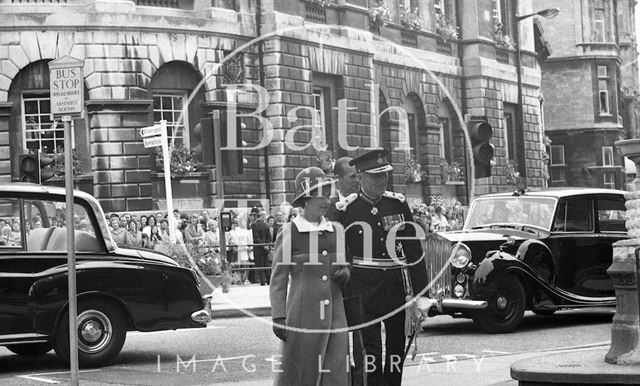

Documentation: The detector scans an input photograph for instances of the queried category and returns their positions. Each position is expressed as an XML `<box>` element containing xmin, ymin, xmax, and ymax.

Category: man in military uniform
<box><xmin>336</xmin><ymin>149</ymin><xmax>428</xmax><ymax>386</ymax></box>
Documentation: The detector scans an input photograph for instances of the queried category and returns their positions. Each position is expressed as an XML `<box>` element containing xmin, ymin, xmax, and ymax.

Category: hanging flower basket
<box><xmin>400</xmin><ymin>7</ymin><xmax>423</xmax><ymax>30</ymax></box>
<box><xmin>154</xmin><ymin>144</ymin><xmax>203</xmax><ymax>175</ymax></box>
<box><xmin>435</xmin><ymin>12</ymin><xmax>459</xmax><ymax>41</ymax></box>
<box><xmin>369</xmin><ymin>0</ymin><xmax>390</xmax><ymax>28</ymax></box>
<box><xmin>494</xmin><ymin>20</ymin><xmax>516</xmax><ymax>50</ymax></box>
<box><xmin>405</xmin><ymin>156</ymin><xmax>425</xmax><ymax>183</ymax></box>
<box><xmin>440</xmin><ymin>158</ymin><xmax>462</xmax><ymax>183</ymax></box>
<box><xmin>316</xmin><ymin>148</ymin><xmax>335</xmax><ymax>175</ymax></box>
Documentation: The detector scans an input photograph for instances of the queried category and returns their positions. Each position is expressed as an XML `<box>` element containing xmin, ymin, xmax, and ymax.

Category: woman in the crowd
<box><xmin>203</xmin><ymin>219</ymin><xmax>220</xmax><ymax>250</ymax></box>
<box><xmin>110</xmin><ymin>216</ymin><xmax>127</xmax><ymax>246</ymax></box>
<box><xmin>142</xmin><ymin>215</ymin><xmax>156</xmax><ymax>237</ymax></box>
<box><xmin>184</xmin><ymin>214</ymin><xmax>205</xmax><ymax>244</ymax></box>
<box><xmin>124</xmin><ymin>219</ymin><xmax>143</xmax><ymax>248</ymax></box>
<box><xmin>270</xmin><ymin>167</ymin><xmax>350</xmax><ymax>385</ymax></box>
<box><xmin>7</xmin><ymin>219</ymin><xmax>21</xmax><ymax>246</ymax></box>
<box><xmin>430</xmin><ymin>205</ymin><xmax>451</xmax><ymax>233</ymax></box>
<box><xmin>147</xmin><ymin>225</ymin><xmax>161</xmax><ymax>250</ymax></box>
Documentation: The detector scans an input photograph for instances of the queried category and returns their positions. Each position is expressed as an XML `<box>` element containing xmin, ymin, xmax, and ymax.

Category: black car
<box><xmin>426</xmin><ymin>188</ymin><xmax>626</xmax><ymax>333</ymax></box>
<box><xmin>0</xmin><ymin>184</ymin><xmax>211</xmax><ymax>366</ymax></box>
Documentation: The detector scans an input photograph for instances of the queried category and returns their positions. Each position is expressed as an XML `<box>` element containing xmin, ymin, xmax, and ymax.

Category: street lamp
<box><xmin>513</xmin><ymin>6</ymin><xmax>560</xmax><ymax>181</ymax></box>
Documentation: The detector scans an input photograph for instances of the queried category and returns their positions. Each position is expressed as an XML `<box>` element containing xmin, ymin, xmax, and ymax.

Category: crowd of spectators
<box><xmin>411</xmin><ymin>200</ymin><xmax>465</xmax><ymax>234</ymax></box>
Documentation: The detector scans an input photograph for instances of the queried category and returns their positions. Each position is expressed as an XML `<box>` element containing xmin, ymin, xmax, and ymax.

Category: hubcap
<box><xmin>81</xmin><ymin>321</ymin><xmax>103</xmax><ymax>343</ymax></box>
<box><xmin>496</xmin><ymin>296</ymin><xmax>508</xmax><ymax>310</ymax></box>
<box><xmin>77</xmin><ymin>310</ymin><xmax>113</xmax><ymax>354</ymax></box>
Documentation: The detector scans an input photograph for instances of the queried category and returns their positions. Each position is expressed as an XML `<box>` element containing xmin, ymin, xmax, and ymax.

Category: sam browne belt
<box><xmin>352</xmin><ymin>256</ymin><xmax>407</xmax><ymax>269</ymax></box>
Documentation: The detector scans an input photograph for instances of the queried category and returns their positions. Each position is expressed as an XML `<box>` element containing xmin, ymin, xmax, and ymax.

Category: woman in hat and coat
<box><xmin>270</xmin><ymin>167</ymin><xmax>351</xmax><ymax>386</ymax></box>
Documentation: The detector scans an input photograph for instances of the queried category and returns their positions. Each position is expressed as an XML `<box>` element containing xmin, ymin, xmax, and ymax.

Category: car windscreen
<box><xmin>463</xmin><ymin>196</ymin><xmax>557</xmax><ymax>231</ymax></box>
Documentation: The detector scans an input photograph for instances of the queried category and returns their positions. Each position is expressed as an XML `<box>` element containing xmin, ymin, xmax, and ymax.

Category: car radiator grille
<box><xmin>423</xmin><ymin>233</ymin><xmax>452</xmax><ymax>297</ymax></box>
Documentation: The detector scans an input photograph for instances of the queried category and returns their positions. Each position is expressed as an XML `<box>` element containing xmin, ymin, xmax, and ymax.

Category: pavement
<box><xmin>206</xmin><ymin>284</ymin><xmax>640</xmax><ymax>386</ymax></box>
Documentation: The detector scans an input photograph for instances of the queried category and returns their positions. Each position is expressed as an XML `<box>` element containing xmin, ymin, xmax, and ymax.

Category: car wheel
<box><xmin>54</xmin><ymin>300</ymin><xmax>127</xmax><ymax>367</ymax></box>
<box><xmin>5</xmin><ymin>343</ymin><xmax>52</xmax><ymax>356</ymax></box>
<box><xmin>473</xmin><ymin>275</ymin><xmax>526</xmax><ymax>333</ymax></box>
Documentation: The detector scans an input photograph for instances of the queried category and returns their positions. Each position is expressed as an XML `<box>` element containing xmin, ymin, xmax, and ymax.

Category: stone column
<box><xmin>606</xmin><ymin>139</ymin><xmax>640</xmax><ymax>364</ymax></box>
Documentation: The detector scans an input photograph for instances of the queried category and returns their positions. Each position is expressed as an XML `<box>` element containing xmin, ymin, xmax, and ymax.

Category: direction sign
<box><xmin>143</xmin><ymin>136</ymin><xmax>163</xmax><ymax>148</ymax></box>
<box><xmin>140</xmin><ymin>125</ymin><xmax>163</xmax><ymax>138</ymax></box>
<box><xmin>48</xmin><ymin>56</ymin><xmax>84</xmax><ymax>117</ymax></box>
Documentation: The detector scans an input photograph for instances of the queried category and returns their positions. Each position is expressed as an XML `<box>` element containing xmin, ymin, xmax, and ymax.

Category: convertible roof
<box><xmin>477</xmin><ymin>187</ymin><xmax>626</xmax><ymax>199</ymax></box>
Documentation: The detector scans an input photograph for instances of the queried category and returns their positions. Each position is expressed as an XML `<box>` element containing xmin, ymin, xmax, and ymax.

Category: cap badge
<box><xmin>370</xmin><ymin>207</ymin><xmax>379</xmax><ymax>216</ymax></box>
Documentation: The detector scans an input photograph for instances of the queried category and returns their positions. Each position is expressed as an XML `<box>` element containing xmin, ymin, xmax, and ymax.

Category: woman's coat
<box><xmin>269</xmin><ymin>217</ymin><xmax>349</xmax><ymax>386</ymax></box>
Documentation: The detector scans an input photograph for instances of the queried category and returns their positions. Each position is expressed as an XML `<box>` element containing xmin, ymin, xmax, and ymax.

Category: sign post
<box><xmin>141</xmin><ymin>120</ymin><xmax>175</xmax><ymax>243</ymax></box>
<box><xmin>48</xmin><ymin>55</ymin><xmax>84</xmax><ymax>386</ymax></box>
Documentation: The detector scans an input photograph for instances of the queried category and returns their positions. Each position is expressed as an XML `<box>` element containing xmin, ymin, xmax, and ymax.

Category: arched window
<box><xmin>149</xmin><ymin>61</ymin><xmax>205</xmax><ymax>148</ymax></box>
<box><xmin>8</xmin><ymin>60</ymin><xmax>90</xmax><ymax>178</ymax></box>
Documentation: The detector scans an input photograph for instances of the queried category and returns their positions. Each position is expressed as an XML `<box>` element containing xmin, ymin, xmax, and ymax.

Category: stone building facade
<box><xmin>0</xmin><ymin>0</ymin><xmax>550</xmax><ymax>212</ymax></box>
<box><xmin>537</xmin><ymin>0</ymin><xmax>639</xmax><ymax>189</ymax></box>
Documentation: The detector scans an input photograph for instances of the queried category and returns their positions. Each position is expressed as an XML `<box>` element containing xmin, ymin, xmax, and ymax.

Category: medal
<box><xmin>370</xmin><ymin>207</ymin><xmax>378</xmax><ymax>215</ymax></box>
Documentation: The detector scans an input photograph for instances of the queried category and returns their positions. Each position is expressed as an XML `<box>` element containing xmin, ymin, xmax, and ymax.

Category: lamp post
<box><xmin>513</xmin><ymin>4</ymin><xmax>559</xmax><ymax>181</ymax></box>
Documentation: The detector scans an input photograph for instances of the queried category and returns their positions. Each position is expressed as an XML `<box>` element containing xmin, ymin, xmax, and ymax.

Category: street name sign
<box><xmin>48</xmin><ymin>56</ymin><xmax>84</xmax><ymax>117</ymax></box>
<box><xmin>140</xmin><ymin>125</ymin><xmax>163</xmax><ymax>138</ymax></box>
<box><xmin>143</xmin><ymin>136</ymin><xmax>163</xmax><ymax>148</ymax></box>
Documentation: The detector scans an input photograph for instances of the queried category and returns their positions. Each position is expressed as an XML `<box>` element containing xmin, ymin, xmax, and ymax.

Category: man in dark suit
<box><xmin>250</xmin><ymin>207</ymin><xmax>272</xmax><ymax>286</ymax></box>
<box><xmin>336</xmin><ymin>149</ymin><xmax>428</xmax><ymax>386</ymax></box>
<box><xmin>327</xmin><ymin>156</ymin><xmax>359</xmax><ymax>221</ymax></box>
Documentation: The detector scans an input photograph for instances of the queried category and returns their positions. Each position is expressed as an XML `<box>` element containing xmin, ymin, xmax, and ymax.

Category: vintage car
<box><xmin>426</xmin><ymin>188</ymin><xmax>626</xmax><ymax>333</ymax></box>
<box><xmin>0</xmin><ymin>184</ymin><xmax>211</xmax><ymax>366</ymax></box>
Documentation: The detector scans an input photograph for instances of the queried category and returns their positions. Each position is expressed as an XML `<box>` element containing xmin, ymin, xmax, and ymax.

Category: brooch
<box><xmin>370</xmin><ymin>207</ymin><xmax>379</xmax><ymax>216</ymax></box>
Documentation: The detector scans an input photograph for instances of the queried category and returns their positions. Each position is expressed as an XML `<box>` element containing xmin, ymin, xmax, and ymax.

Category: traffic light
<box><xmin>220</xmin><ymin>110</ymin><xmax>244</xmax><ymax>177</ymax></box>
<box><xmin>468</xmin><ymin>116</ymin><xmax>494</xmax><ymax>179</ymax></box>
<box><xmin>19</xmin><ymin>154</ymin><xmax>40</xmax><ymax>183</ymax></box>
<box><xmin>18</xmin><ymin>153</ymin><xmax>55</xmax><ymax>184</ymax></box>
<box><xmin>39</xmin><ymin>153</ymin><xmax>55</xmax><ymax>183</ymax></box>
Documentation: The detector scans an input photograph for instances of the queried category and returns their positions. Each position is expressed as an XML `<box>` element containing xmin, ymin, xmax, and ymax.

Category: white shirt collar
<box><xmin>292</xmin><ymin>216</ymin><xmax>334</xmax><ymax>233</ymax></box>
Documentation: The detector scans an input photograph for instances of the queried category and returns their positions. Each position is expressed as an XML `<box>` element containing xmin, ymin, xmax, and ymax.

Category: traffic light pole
<box><xmin>63</xmin><ymin>115</ymin><xmax>79</xmax><ymax>386</ymax></box>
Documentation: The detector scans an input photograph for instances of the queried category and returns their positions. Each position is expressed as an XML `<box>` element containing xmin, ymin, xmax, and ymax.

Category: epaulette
<box><xmin>383</xmin><ymin>191</ymin><xmax>405</xmax><ymax>203</ymax></box>
<box><xmin>336</xmin><ymin>193</ymin><xmax>358</xmax><ymax>212</ymax></box>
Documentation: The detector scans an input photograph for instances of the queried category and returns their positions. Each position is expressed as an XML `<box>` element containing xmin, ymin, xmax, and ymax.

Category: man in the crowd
<box><xmin>250</xmin><ymin>207</ymin><xmax>272</xmax><ymax>286</ymax></box>
<box><xmin>336</xmin><ymin>149</ymin><xmax>428</xmax><ymax>386</ymax></box>
<box><xmin>326</xmin><ymin>156</ymin><xmax>359</xmax><ymax>221</ymax></box>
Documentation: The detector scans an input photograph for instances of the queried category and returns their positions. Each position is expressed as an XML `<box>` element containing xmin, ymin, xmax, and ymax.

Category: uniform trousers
<box><xmin>360</xmin><ymin>309</ymin><xmax>406</xmax><ymax>386</ymax></box>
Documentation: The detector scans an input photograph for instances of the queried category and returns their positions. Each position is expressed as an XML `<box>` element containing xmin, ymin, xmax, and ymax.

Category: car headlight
<box><xmin>450</xmin><ymin>243</ymin><xmax>471</xmax><ymax>269</ymax></box>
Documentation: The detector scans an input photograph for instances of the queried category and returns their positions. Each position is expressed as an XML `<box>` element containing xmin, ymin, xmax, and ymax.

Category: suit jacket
<box><xmin>251</xmin><ymin>219</ymin><xmax>271</xmax><ymax>258</ymax></box>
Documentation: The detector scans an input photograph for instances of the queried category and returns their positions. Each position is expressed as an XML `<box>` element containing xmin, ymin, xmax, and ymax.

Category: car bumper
<box><xmin>441</xmin><ymin>298</ymin><xmax>488</xmax><ymax>309</ymax></box>
<box><xmin>420</xmin><ymin>297</ymin><xmax>488</xmax><ymax>314</ymax></box>
<box><xmin>191</xmin><ymin>294</ymin><xmax>213</xmax><ymax>324</ymax></box>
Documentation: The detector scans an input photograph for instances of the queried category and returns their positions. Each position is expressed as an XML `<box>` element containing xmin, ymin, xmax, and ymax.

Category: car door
<box><xmin>550</xmin><ymin>195</ymin><xmax>599</xmax><ymax>296</ymax></box>
<box><xmin>588</xmin><ymin>194</ymin><xmax>627</xmax><ymax>297</ymax></box>
<box><xmin>0</xmin><ymin>197</ymin><xmax>36</xmax><ymax>336</ymax></box>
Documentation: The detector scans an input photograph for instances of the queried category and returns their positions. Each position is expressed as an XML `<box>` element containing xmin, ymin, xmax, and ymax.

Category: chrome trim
<box><xmin>191</xmin><ymin>294</ymin><xmax>213</xmax><ymax>324</ymax></box>
<box><xmin>440</xmin><ymin>298</ymin><xmax>488</xmax><ymax>309</ymax></box>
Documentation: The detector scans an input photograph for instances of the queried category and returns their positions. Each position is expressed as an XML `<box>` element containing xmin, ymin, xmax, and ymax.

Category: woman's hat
<box><xmin>292</xmin><ymin>167</ymin><xmax>336</xmax><ymax>207</ymax></box>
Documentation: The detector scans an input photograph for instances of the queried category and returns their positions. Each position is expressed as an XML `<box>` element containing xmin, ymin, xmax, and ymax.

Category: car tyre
<box><xmin>473</xmin><ymin>275</ymin><xmax>526</xmax><ymax>333</ymax></box>
<box><xmin>5</xmin><ymin>343</ymin><xmax>52</xmax><ymax>356</ymax></box>
<box><xmin>54</xmin><ymin>300</ymin><xmax>127</xmax><ymax>367</ymax></box>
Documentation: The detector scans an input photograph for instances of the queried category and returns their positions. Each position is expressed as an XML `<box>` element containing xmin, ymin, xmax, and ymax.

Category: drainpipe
<box><xmin>256</xmin><ymin>0</ymin><xmax>271</xmax><ymax>203</ymax></box>
<box><xmin>456</xmin><ymin>0</ymin><xmax>470</xmax><ymax>205</ymax></box>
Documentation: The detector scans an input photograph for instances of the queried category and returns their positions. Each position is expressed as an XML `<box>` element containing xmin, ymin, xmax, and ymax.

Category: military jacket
<box><xmin>335</xmin><ymin>191</ymin><xmax>428</xmax><ymax>298</ymax></box>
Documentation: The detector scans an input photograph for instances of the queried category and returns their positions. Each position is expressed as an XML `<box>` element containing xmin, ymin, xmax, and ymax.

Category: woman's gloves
<box><xmin>332</xmin><ymin>265</ymin><xmax>351</xmax><ymax>287</ymax></box>
<box><xmin>272</xmin><ymin>317</ymin><xmax>287</xmax><ymax>341</ymax></box>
